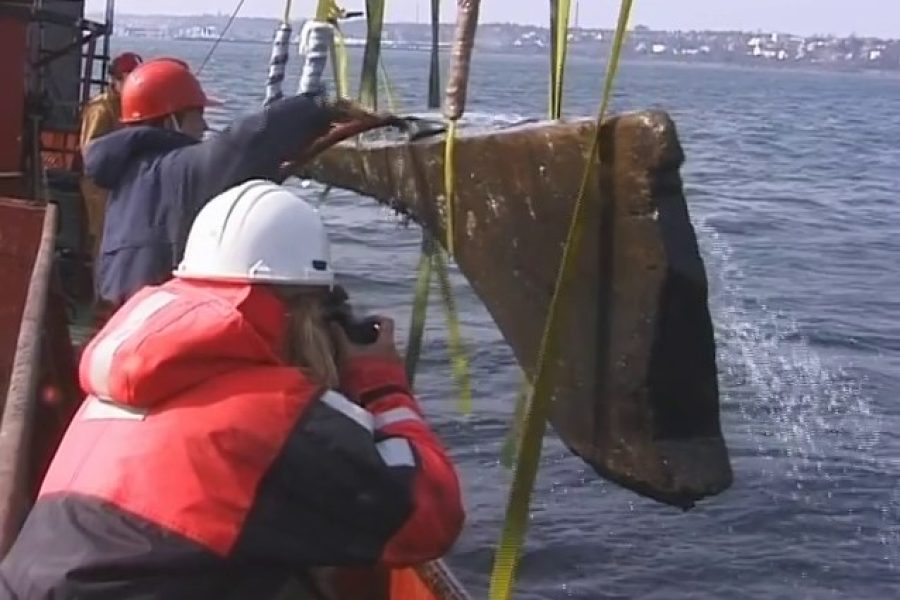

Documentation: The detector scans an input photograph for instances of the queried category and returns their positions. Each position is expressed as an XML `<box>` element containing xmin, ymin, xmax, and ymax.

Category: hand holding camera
<box><xmin>324</xmin><ymin>286</ymin><xmax>400</xmax><ymax>364</ymax></box>
<box><xmin>330</xmin><ymin>315</ymin><xmax>400</xmax><ymax>364</ymax></box>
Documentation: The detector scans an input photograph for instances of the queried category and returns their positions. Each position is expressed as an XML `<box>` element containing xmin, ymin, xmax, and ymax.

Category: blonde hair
<box><xmin>281</xmin><ymin>291</ymin><xmax>340</xmax><ymax>389</ymax></box>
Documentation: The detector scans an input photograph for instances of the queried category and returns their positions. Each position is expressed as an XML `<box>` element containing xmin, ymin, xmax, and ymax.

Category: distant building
<box><xmin>175</xmin><ymin>26</ymin><xmax>219</xmax><ymax>40</ymax></box>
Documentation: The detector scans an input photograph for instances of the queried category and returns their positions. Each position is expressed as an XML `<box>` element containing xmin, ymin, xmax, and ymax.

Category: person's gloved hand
<box><xmin>278</xmin><ymin>100</ymin><xmax>401</xmax><ymax>181</ymax></box>
<box><xmin>322</xmin><ymin>98</ymin><xmax>384</xmax><ymax>124</ymax></box>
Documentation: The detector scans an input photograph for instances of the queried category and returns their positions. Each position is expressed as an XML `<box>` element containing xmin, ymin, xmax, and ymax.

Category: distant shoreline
<box><xmin>102</xmin><ymin>16</ymin><xmax>896</xmax><ymax>40</ymax></box>
<box><xmin>106</xmin><ymin>16</ymin><xmax>900</xmax><ymax>74</ymax></box>
<box><xmin>120</xmin><ymin>36</ymin><xmax>900</xmax><ymax>78</ymax></box>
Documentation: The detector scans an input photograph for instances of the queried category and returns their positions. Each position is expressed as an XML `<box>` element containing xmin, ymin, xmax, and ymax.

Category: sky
<box><xmin>86</xmin><ymin>0</ymin><xmax>898</xmax><ymax>39</ymax></box>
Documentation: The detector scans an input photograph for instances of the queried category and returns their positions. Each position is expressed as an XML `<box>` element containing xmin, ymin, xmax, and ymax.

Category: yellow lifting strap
<box><xmin>368</xmin><ymin>20</ymin><xmax>471</xmax><ymax>413</ymax></box>
<box><xmin>487</xmin><ymin>2</ymin><xmax>635</xmax><ymax>599</ymax></box>
<box><xmin>317</xmin><ymin>0</ymin><xmax>350</xmax><ymax>98</ymax></box>
<box><xmin>378</xmin><ymin>54</ymin><xmax>398</xmax><ymax>111</ymax></box>
<box><xmin>442</xmin><ymin>123</ymin><xmax>459</xmax><ymax>258</ymax></box>
<box><xmin>499</xmin><ymin>378</ymin><xmax>531</xmax><ymax>468</ymax></box>
<box><xmin>501</xmin><ymin>0</ymin><xmax>573</xmax><ymax>468</ymax></box>
<box><xmin>406</xmin><ymin>0</ymin><xmax>442</xmax><ymax>387</ymax></box>
<box><xmin>550</xmin><ymin>0</ymin><xmax>571</xmax><ymax>120</ymax></box>
<box><xmin>436</xmin><ymin>0</ymin><xmax>479</xmax><ymax>410</ymax></box>
<box><xmin>432</xmin><ymin>243</ymin><xmax>473</xmax><ymax>414</ymax></box>
<box><xmin>315</xmin><ymin>0</ymin><xmax>343</xmax><ymax>20</ymax></box>
<box><xmin>358</xmin><ymin>0</ymin><xmax>386</xmax><ymax>109</ymax></box>
<box><xmin>405</xmin><ymin>236</ymin><xmax>435</xmax><ymax>384</ymax></box>
<box><xmin>330</xmin><ymin>24</ymin><xmax>350</xmax><ymax>98</ymax></box>
<box><xmin>436</xmin><ymin>0</ymin><xmax>481</xmax><ymax>415</ymax></box>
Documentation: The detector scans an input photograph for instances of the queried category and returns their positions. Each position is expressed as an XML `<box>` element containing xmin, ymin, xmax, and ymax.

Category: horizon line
<box><xmin>96</xmin><ymin>14</ymin><xmax>896</xmax><ymax>40</ymax></box>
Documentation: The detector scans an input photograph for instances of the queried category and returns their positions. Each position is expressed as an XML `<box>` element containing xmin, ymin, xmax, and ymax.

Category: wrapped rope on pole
<box><xmin>443</xmin><ymin>0</ymin><xmax>481</xmax><ymax>121</ymax></box>
<box><xmin>263</xmin><ymin>22</ymin><xmax>292</xmax><ymax>106</ymax></box>
<box><xmin>297</xmin><ymin>19</ymin><xmax>334</xmax><ymax>97</ymax></box>
<box><xmin>442</xmin><ymin>0</ymin><xmax>481</xmax><ymax>258</ymax></box>
<box><xmin>263</xmin><ymin>0</ymin><xmax>294</xmax><ymax>106</ymax></box>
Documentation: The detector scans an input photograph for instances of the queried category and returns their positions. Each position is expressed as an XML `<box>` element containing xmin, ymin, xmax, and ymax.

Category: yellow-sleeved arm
<box><xmin>79</xmin><ymin>95</ymin><xmax>117</xmax><ymax>261</ymax></box>
<box><xmin>80</xmin><ymin>98</ymin><xmax>116</xmax><ymax>156</ymax></box>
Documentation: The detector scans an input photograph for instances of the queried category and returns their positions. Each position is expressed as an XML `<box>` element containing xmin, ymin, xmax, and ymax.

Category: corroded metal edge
<box><xmin>302</xmin><ymin>111</ymin><xmax>732</xmax><ymax>508</ymax></box>
<box><xmin>0</xmin><ymin>201</ymin><xmax>56</xmax><ymax>556</ymax></box>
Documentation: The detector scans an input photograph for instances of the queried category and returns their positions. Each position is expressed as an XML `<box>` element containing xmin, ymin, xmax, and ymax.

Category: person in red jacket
<box><xmin>0</xmin><ymin>179</ymin><xmax>465</xmax><ymax>600</ymax></box>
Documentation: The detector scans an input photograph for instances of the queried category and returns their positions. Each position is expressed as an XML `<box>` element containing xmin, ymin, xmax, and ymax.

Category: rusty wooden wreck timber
<box><xmin>300</xmin><ymin>111</ymin><xmax>733</xmax><ymax>509</ymax></box>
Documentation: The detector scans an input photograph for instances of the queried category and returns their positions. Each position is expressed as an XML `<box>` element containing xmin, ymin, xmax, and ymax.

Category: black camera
<box><xmin>323</xmin><ymin>286</ymin><xmax>381</xmax><ymax>345</ymax></box>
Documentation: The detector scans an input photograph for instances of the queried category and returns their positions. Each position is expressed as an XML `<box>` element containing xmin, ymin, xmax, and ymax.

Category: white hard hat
<box><xmin>175</xmin><ymin>179</ymin><xmax>334</xmax><ymax>286</ymax></box>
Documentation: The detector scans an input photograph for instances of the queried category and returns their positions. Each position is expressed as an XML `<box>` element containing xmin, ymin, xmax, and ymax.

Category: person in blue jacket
<box><xmin>82</xmin><ymin>57</ymin><xmax>351</xmax><ymax>316</ymax></box>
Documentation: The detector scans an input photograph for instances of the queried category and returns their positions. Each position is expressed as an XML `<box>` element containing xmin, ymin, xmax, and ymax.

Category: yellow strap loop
<box><xmin>405</xmin><ymin>236</ymin><xmax>435</xmax><ymax>384</ymax></box>
<box><xmin>331</xmin><ymin>23</ymin><xmax>350</xmax><ymax>98</ymax></box>
<box><xmin>440</xmin><ymin>120</ymin><xmax>470</xmax><ymax>411</ymax></box>
<box><xmin>371</xmin><ymin>19</ymin><xmax>471</xmax><ymax>413</ymax></box>
<box><xmin>432</xmin><ymin>240</ymin><xmax>473</xmax><ymax>414</ymax></box>
<box><xmin>488</xmin><ymin>2</ymin><xmax>635</xmax><ymax>599</ymax></box>
<box><xmin>443</xmin><ymin>120</ymin><xmax>458</xmax><ymax>258</ymax></box>
<box><xmin>378</xmin><ymin>54</ymin><xmax>398</xmax><ymax>112</ymax></box>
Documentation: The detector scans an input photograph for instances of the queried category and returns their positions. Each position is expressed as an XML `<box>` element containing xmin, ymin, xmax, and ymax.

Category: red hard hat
<box><xmin>109</xmin><ymin>52</ymin><xmax>143</xmax><ymax>79</ymax></box>
<box><xmin>120</xmin><ymin>58</ymin><xmax>221</xmax><ymax>124</ymax></box>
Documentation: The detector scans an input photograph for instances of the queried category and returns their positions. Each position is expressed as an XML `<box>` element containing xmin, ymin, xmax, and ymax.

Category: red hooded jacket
<box><xmin>0</xmin><ymin>278</ymin><xmax>465</xmax><ymax>599</ymax></box>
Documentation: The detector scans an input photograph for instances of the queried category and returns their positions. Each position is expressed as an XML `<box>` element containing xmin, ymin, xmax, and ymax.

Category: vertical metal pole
<box><xmin>80</xmin><ymin>36</ymin><xmax>96</xmax><ymax>106</ymax></box>
<box><xmin>28</xmin><ymin>0</ymin><xmax>46</xmax><ymax>201</ymax></box>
